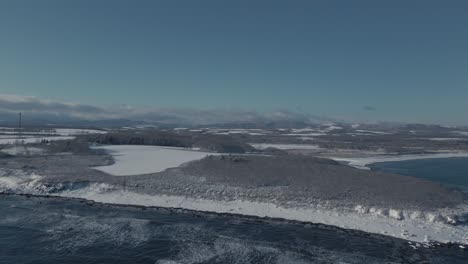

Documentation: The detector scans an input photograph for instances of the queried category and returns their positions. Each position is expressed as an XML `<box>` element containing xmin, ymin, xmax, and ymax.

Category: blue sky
<box><xmin>0</xmin><ymin>0</ymin><xmax>467</xmax><ymax>125</ymax></box>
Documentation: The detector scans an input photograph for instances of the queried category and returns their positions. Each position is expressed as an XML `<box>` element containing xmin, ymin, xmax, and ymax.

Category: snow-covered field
<box><xmin>204</xmin><ymin>128</ymin><xmax>270</xmax><ymax>136</ymax></box>
<box><xmin>54</xmin><ymin>128</ymin><xmax>108</xmax><ymax>136</ymax></box>
<box><xmin>250</xmin><ymin>143</ymin><xmax>321</xmax><ymax>150</ymax></box>
<box><xmin>322</xmin><ymin>125</ymin><xmax>343</xmax><ymax>132</ymax></box>
<box><xmin>454</xmin><ymin>131</ymin><xmax>468</xmax><ymax>137</ymax></box>
<box><xmin>331</xmin><ymin>152</ymin><xmax>468</xmax><ymax>170</ymax></box>
<box><xmin>426</xmin><ymin>138</ymin><xmax>468</xmax><ymax>141</ymax></box>
<box><xmin>282</xmin><ymin>133</ymin><xmax>326</xmax><ymax>137</ymax></box>
<box><xmin>0</xmin><ymin>136</ymin><xmax>75</xmax><ymax>145</ymax></box>
<box><xmin>0</xmin><ymin>128</ymin><xmax>106</xmax><ymax>145</ymax></box>
<box><xmin>92</xmin><ymin>145</ymin><xmax>217</xmax><ymax>176</ymax></box>
<box><xmin>290</xmin><ymin>128</ymin><xmax>319</xmax><ymax>133</ymax></box>
<box><xmin>1</xmin><ymin>172</ymin><xmax>467</xmax><ymax>245</ymax></box>
<box><xmin>286</xmin><ymin>126</ymin><xmax>342</xmax><ymax>135</ymax></box>
<box><xmin>355</xmin><ymin>130</ymin><xmax>392</xmax><ymax>135</ymax></box>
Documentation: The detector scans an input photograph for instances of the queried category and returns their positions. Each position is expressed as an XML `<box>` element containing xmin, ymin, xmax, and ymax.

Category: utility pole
<box><xmin>18</xmin><ymin>112</ymin><xmax>23</xmax><ymax>141</ymax></box>
<box><xmin>15</xmin><ymin>112</ymin><xmax>23</xmax><ymax>154</ymax></box>
<box><xmin>18</xmin><ymin>112</ymin><xmax>22</xmax><ymax>132</ymax></box>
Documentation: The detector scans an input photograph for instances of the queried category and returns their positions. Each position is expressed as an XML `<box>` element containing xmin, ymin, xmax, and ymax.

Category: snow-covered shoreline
<box><xmin>1</xmin><ymin>172</ymin><xmax>467</xmax><ymax>246</ymax></box>
<box><xmin>2</xmin><ymin>145</ymin><xmax>468</xmax><ymax>246</ymax></box>
<box><xmin>329</xmin><ymin>152</ymin><xmax>468</xmax><ymax>170</ymax></box>
<box><xmin>61</xmin><ymin>186</ymin><xmax>468</xmax><ymax>245</ymax></box>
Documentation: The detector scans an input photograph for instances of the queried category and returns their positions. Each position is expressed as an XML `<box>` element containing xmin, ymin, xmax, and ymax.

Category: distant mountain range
<box><xmin>0</xmin><ymin>94</ymin><xmax>465</xmax><ymax>130</ymax></box>
<box><xmin>1</xmin><ymin>109</ymin><xmax>464</xmax><ymax>133</ymax></box>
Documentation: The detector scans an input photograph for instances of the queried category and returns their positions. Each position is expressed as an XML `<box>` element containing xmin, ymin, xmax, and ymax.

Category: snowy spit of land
<box><xmin>1</xmin><ymin>144</ymin><xmax>467</xmax><ymax>245</ymax></box>
<box><xmin>330</xmin><ymin>152</ymin><xmax>468</xmax><ymax>170</ymax></box>
<box><xmin>1</xmin><ymin>166</ymin><xmax>467</xmax><ymax>246</ymax></box>
<box><xmin>1</xmin><ymin>125</ymin><xmax>468</xmax><ymax>246</ymax></box>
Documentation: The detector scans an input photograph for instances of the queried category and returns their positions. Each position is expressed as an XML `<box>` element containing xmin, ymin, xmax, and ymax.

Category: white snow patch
<box><xmin>135</xmin><ymin>125</ymin><xmax>158</xmax><ymax>129</ymax></box>
<box><xmin>425</xmin><ymin>138</ymin><xmax>467</xmax><ymax>141</ymax></box>
<box><xmin>453</xmin><ymin>131</ymin><xmax>468</xmax><ymax>137</ymax></box>
<box><xmin>59</xmin><ymin>187</ymin><xmax>468</xmax><ymax>245</ymax></box>
<box><xmin>298</xmin><ymin>137</ymin><xmax>316</xmax><ymax>141</ymax></box>
<box><xmin>54</xmin><ymin>128</ymin><xmax>107</xmax><ymax>136</ymax></box>
<box><xmin>0</xmin><ymin>172</ymin><xmax>43</xmax><ymax>190</ymax></box>
<box><xmin>208</xmin><ymin>129</ymin><xmax>268</xmax><ymax>136</ymax></box>
<box><xmin>92</xmin><ymin>145</ymin><xmax>217</xmax><ymax>176</ymax></box>
<box><xmin>283</xmin><ymin>133</ymin><xmax>326</xmax><ymax>137</ymax></box>
<box><xmin>347</xmin><ymin>133</ymin><xmax>375</xmax><ymax>136</ymax></box>
<box><xmin>355</xmin><ymin>130</ymin><xmax>392</xmax><ymax>135</ymax></box>
<box><xmin>321</xmin><ymin>124</ymin><xmax>343</xmax><ymax>132</ymax></box>
<box><xmin>290</xmin><ymin>128</ymin><xmax>320</xmax><ymax>133</ymax></box>
<box><xmin>325</xmin><ymin>125</ymin><xmax>343</xmax><ymax>131</ymax></box>
<box><xmin>249</xmin><ymin>143</ymin><xmax>321</xmax><ymax>150</ymax></box>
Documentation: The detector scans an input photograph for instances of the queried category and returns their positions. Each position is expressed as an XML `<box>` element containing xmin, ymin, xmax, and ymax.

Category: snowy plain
<box><xmin>53</xmin><ymin>128</ymin><xmax>108</xmax><ymax>136</ymax></box>
<box><xmin>282</xmin><ymin>133</ymin><xmax>326</xmax><ymax>137</ymax></box>
<box><xmin>426</xmin><ymin>138</ymin><xmax>468</xmax><ymax>141</ymax></box>
<box><xmin>249</xmin><ymin>143</ymin><xmax>321</xmax><ymax>150</ymax></box>
<box><xmin>92</xmin><ymin>145</ymin><xmax>218</xmax><ymax>176</ymax></box>
<box><xmin>454</xmin><ymin>131</ymin><xmax>468</xmax><ymax>137</ymax></box>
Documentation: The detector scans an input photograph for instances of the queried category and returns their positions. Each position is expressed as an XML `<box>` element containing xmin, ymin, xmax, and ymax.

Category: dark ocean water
<box><xmin>370</xmin><ymin>157</ymin><xmax>468</xmax><ymax>192</ymax></box>
<box><xmin>0</xmin><ymin>194</ymin><xmax>467</xmax><ymax>264</ymax></box>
